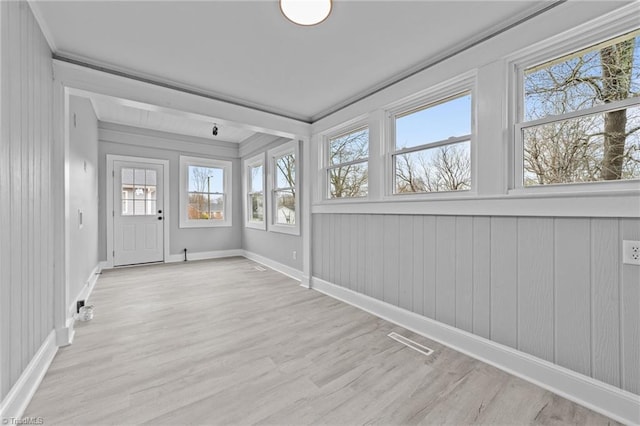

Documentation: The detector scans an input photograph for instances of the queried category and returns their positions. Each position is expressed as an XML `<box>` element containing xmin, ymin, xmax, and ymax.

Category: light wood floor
<box><xmin>26</xmin><ymin>257</ymin><xmax>617</xmax><ymax>425</ymax></box>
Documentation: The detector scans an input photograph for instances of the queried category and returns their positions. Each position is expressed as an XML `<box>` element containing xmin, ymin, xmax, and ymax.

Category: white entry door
<box><xmin>113</xmin><ymin>160</ymin><xmax>164</xmax><ymax>266</ymax></box>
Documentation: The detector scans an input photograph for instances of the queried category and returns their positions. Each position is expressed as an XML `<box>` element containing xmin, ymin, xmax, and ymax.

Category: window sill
<box><xmin>311</xmin><ymin>189</ymin><xmax>640</xmax><ymax>218</ymax></box>
<box><xmin>269</xmin><ymin>223</ymin><xmax>300</xmax><ymax>236</ymax></box>
<box><xmin>245</xmin><ymin>221</ymin><xmax>266</xmax><ymax>231</ymax></box>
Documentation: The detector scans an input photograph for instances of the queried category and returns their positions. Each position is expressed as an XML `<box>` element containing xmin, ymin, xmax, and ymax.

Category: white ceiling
<box><xmin>33</xmin><ymin>0</ymin><xmax>556</xmax><ymax>123</ymax></box>
<box><xmin>88</xmin><ymin>94</ymin><xmax>258</xmax><ymax>143</ymax></box>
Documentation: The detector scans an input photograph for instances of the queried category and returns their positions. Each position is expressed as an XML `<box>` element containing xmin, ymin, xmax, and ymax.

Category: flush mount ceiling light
<box><xmin>280</xmin><ymin>0</ymin><xmax>332</xmax><ymax>26</ymax></box>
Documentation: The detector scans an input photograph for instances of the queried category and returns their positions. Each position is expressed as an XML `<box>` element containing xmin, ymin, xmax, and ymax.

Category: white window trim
<box><xmin>384</xmin><ymin>74</ymin><xmax>477</xmax><ymax>200</ymax></box>
<box><xmin>309</xmin><ymin>4</ymin><xmax>639</xmax><ymax>218</ymax></box>
<box><xmin>179</xmin><ymin>155</ymin><xmax>232</xmax><ymax>228</ymax></box>
<box><xmin>323</xmin><ymin>121</ymin><xmax>370</xmax><ymax>201</ymax></box>
<box><xmin>268</xmin><ymin>140</ymin><xmax>300</xmax><ymax>235</ymax></box>
<box><xmin>243</xmin><ymin>152</ymin><xmax>266</xmax><ymax>230</ymax></box>
<box><xmin>507</xmin><ymin>4</ymin><xmax>640</xmax><ymax>195</ymax></box>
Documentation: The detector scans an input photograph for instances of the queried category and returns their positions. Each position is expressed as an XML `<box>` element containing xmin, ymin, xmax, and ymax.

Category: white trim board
<box><xmin>242</xmin><ymin>251</ymin><xmax>303</xmax><ymax>282</ymax></box>
<box><xmin>311</xmin><ymin>277</ymin><xmax>640</xmax><ymax>426</ymax></box>
<box><xmin>0</xmin><ymin>330</ymin><xmax>58</xmax><ymax>421</ymax></box>
<box><xmin>165</xmin><ymin>249</ymin><xmax>244</xmax><ymax>263</ymax></box>
<box><xmin>56</xmin><ymin>262</ymin><xmax>105</xmax><ymax>347</ymax></box>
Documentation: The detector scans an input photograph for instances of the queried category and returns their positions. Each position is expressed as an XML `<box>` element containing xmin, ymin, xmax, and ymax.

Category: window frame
<box><xmin>386</xmin><ymin>78</ymin><xmax>476</xmax><ymax>199</ymax></box>
<box><xmin>179</xmin><ymin>155</ymin><xmax>232</xmax><ymax>228</ymax></box>
<box><xmin>243</xmin><ymin>152</ymin><xmax>266</xmax><ymax>230</ymax></box>
<box><xmin>324</xmin><ymin>123</ymin><xmax>370</xmax><ymax>201</ymax></box>
<box><xmin>267</xmin><ymin>140</ymin><xmax>300</xmax><ymax>235</ymax></box>
<box><xmin>509</xmin><ymin>18</ymin><xmax>640</xmax><ymax>195</ymax></box>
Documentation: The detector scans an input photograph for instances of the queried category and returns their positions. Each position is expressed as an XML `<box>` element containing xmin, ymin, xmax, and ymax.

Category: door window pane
<box><xmin>121</xmin><ymin>167</ymin><xmax>159</xmax><ymax>216</ymax></box>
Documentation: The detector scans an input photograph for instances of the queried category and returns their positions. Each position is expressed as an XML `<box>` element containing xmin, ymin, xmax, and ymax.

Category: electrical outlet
<box><xmin>292</xmin><ymin>251</ymin><xmax>297</xmax><ymax>260</ymax></box>
<box><xmin>623</xmin><ymin>240</ymin><xmax>640</xmax><ymax>265</ymax></box>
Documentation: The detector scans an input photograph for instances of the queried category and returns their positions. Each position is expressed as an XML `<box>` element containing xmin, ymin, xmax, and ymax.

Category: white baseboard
<box><xmin>311</xmin><ymin>277</ymin><xmax>640</xmax><ymax>426</ymax></box>
<box><xmin>0</xmin><ymin>330</ymin><xmax>58</xmax><ymax>421</ymax></box>
<box><xmin>166</xmin><ymin>249</ymin><xmax>244</xmax><ymax>263</ymax></box>
<box><xmin>58</xmin><ymin>262</ymin><xmax>105</xmax><ymax>347</ymax></box>
<box><xmin>242</xmin><ymin>251</ymin><xmax>303</xmax><ymax>282</ymax></box>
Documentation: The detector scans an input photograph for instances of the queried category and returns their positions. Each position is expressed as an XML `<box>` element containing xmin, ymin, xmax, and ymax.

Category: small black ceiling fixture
<box><xmin>212</xmin><ymin>123</ymin><xmax>218</xmax><ymax>136</ymax></box>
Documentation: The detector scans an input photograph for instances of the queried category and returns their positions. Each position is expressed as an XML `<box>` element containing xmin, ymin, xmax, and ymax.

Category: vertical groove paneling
<box><xmin>490</xmin><ymin>217</ymin><xmax>518</xmax><ymax>348</ymax></box>
<box><xmin>472</xmin><ymin>217</ymin><xmax>491</xmax><ymax>339</ymax></box>
<box><xmin>369</xmin><ymin>215</ymin><xmax>384</xmax><ymax>300</ymax></box>
<box><xmin>9</xmin><ymin>2</ymin><xmax>24</xmax><ymax>386</ymax></box>
<box><xmin>590</xmin><ymin>218</ymin><xmax>620</xmax><ymax>388</ymax></box>
<box><xmin>383</xmin><ymin>215</ymin><xmax>399</xmax><ymax>306</ymax></box>
<box><xmin>555</xmin><ymin>218</ymin><xmax>591</xmax><ymax>376</ymax></box>
<box><xmin>349</xmin><ymin>215</ymin><xmax>358</xmax><ymax>293</ymax></box>
<box><xmin>356</xmin><ymin>214</ymin><xmax>366</xmax><ymax>294</ymax></box>
<box><xmin>455</xmin><ymin>217</ymin><xmax>473</xmax><ymax>332</ymax></box>
<box><xmin>312</xmin><ymin>214</ymin><xmax>322</xmax><ymax>279</ymax></box>
<box><xmin>327</xmin><ymin>214</ymin><xmax>335</xmax><ymax>285</ymax></box>
<box><xmin>341</xmin><ymin>215</ymin><xmax>351</xmax><ymax>289</ymax></box>
<box><xmin>517</xmin><ymin>218</ymin><xmax>554</xmax><ymax>362</ymax></box>
<box><xmin>435</xmin><ymin>216</ymin><xmax>456</xmax><ymax>326</ymax></box>
<box><xmin>342</xmin><ymin>214</ymin><xmax>351</xmax><ymax>289</ymax></box>
<box><xmin>411</xmin><ymin>216</ymin><xmax>424</xmax><ymax>316</ymax></box>
<box><xmin>621</xmin><ymin>219</ymin><xmax>640</xmax><ymax>394</ymax></box>
<box><xmin>0</xmin><ymin>0</ymin><xmax>10</xmax><ymax>399</ymax></box>
<box><xmin>0</xmin><ymin>1</ymin><xmax>53</xmax><ymax>401</ymax></box>
<box><xmin>423</xmin><ymin>216</ymin><xmax>437</xmax><ymax>319</ymax></box>
<box><xmin>398</xmin><ymin>215</ymin><xmax>413</xmax><ymax>311</ymax></box>
<box><xmin>311</xmin><ymin>213</ymin><xmax>640</xmax><ymax>395</ymax></box>
<box><xmin>334</xmin><ymin>214</ymin><xmax>342</xmax><ymax>286</ymax></box>
<box><xmin>321</xmin><ymin>214</ymin><xmax>331</xmax><ymax>282</ymax></box>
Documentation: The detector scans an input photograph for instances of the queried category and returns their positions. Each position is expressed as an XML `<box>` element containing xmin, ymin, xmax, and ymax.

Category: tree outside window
<box><xmin>522</xmin><ymin>30</ymin><xmax>639</xmax><ymax>186</ymax></box>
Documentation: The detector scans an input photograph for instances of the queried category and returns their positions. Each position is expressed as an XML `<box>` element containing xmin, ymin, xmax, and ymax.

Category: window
<box><xmin>121</xmin><ymin>168</ymin><xmax>157</xmax><ymax>215</ymax></box>
<box><xmin>392</xmin><ymin>92</ymin><xmax>472</xmax><ymax>194</ymax></box>
<box><xmin>517</xmin><ymin>29</ymin><xmax>640</xmax><ymax>187</ymax></box>
<box><xmin>244</xmin><ymin>153</ymin><xmax>265</xmax><ymax>230</ymax></box>
<box><xmin>327</xmin><ymin>127</ymin><xmax>369</xmax><ymax>199</ymax></box>
<box><xmin>268</xmin><ymin>141</ymin><xmax>299</xmax><ymax>235</ymax></box>
<box><xmin>179</xmin><ymin>156</ymin><xmax>232</xmax><ymax>228</ymax></box>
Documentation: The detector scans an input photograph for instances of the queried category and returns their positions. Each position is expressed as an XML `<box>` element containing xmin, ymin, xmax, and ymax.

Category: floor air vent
<box><xmin>388</xmin><ymin>332</ymin><xmax>434</xmax><ymax>356</ymax></box>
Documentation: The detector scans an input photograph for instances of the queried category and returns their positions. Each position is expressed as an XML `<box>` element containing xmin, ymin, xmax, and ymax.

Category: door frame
<box><xmin>106</xmin><ymin>154</ymin><xmax>170</xmax><ymax>268</ymax></box>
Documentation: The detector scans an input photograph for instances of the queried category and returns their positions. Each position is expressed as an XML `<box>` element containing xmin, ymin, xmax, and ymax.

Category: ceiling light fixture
<box><xmin>279</xmin><ymin>0</ymin><xmax>332</xmax><ymax>26</ymax></box>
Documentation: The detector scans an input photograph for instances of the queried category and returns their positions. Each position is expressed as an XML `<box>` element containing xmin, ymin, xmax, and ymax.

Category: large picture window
<box><xmin>517</xmin><ymin>29</ymin><xmax>640</xmax><ymax>187</ymax></box>
<box><xmin>179</xmin><ymin>156</ymin><xmax>232</xmax><ymax>228</ymax></box>
<box><xmin>268</xmin><ymin>141</ymin><xmax>299</xmax><ymax>235</ymax></box>
<box><xmin>392</xmin><ymin>92</ymin><xmax>472</xmax><ymax>194</ymax></box>
<box><xmin>244</xmin><ymin>153</ymin><xmax>265</xmax><ymax>230</ymax></box>
<box><xmin>327</xmin><ymin>127</ymin><xmax>369</xmax><ymax>199</ymax></box>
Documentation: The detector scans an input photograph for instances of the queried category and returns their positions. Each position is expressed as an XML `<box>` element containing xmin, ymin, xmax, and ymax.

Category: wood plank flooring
<box><xmin>25</xmin><ymin>257</ymin><xmax>618</xmax><ymax>425</ymax></box>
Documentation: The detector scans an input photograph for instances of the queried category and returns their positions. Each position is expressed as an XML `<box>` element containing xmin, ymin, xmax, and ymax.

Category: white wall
<box><xmin>0</xmin><ymin>0</ymin><xmax>54</xmax><ymax>402</ymax></box>
<box><xmin>97</xmin><ymin>123</ymin><xmax>242</xmax><ymax>260</ymax></box>
<box><xmin>241</xmin><ymin>137</ymin><xmax>303</xmax><ymax>271</ymax></box>
<box><xmin>68</xmin><ymin>96</ymin><xmax>99</xmax><ymax>303</ymax></box>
